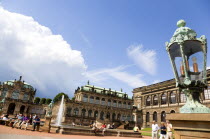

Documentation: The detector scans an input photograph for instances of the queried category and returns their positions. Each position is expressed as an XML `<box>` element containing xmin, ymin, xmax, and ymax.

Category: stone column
<box><xmin>78</xmin><ymin>108</ymin><xmax>82</xmax><ymax>116</ymax></box>
<box><xmin>142</xmin><ymin>114</ymin><xmax>147</xmax><ymax>128</ymax></box>
<box><xmin>133</xmin><ymin>112</ymin><xmax>137</xmax><ymax>125</ymax></box>
<box><xmin>88</xmin><ymin>96</ymin><xmax>90</xmax><ymax>103</ymax></box>
<box><xmin>157</xmin><ymin>112</ymin><xmax>161</xmax><ymax>124</ymax></box>
<box><xmin>15</xmin><ymin>104</ymin><xmax>21</xmax><ymax>115</ymax></box>
<box><xmin>85</xmin><ymin>109</ymin><xmax>88</xmax><ymax>117</ymax></box>
<box><xmin>150</xmin><ymin>113</ymin><xmax>153</xmax><ymax>126</ymax></box>
<box><xmin>71</xmin><ymin>107</ymin><xmax>74</xmax><ymax>116</ymax></box>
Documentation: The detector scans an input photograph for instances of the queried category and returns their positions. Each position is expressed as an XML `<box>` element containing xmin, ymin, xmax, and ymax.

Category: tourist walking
<box><xmin>152</xmin><ymin>120</ymin><xmax>159</xmax><ymax>139</ymax></box>
<box><xmin>32</xmin><ymin>116</ymin><xmax>40</xmax><ymax>131</ymax></box>
<box><xmin>166</xmin><ymin>120</ymin><xmax>173</xmax><ymax>139</ymax></box>
<box><xmin>159</xmin><ymin>122</ymin><xmax>167</xmax><ymax>139</ymax></box>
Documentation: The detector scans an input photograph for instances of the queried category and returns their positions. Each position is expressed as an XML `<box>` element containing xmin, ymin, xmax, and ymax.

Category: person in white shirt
<box><xmin>152</xmin><ymin>120</ymin><xmax>159</xmax><ymax>139</ymax></box>
<box><xmin>166</xmin><ymin>120</ymin><xmax>173</xmax><ymax>139</ymax></box>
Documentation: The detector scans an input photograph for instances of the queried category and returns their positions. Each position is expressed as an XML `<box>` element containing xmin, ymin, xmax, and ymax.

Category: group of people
<box><xmin>152</xmin><ymin>120</ymin><xmax>173</xmax><ymax>139</ymax></box>
<box><xmin>0</xmin><ymin>113</ymin><xmax>41</xmax><ymax>131</ymax></box>
<box><xmin>91</xmin><ymin>122</ymin><xmax>115</xmax><ymax>136</ymax></box>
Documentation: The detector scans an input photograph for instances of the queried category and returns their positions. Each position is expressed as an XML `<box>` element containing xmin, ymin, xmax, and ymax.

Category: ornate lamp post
<box><xmin>166</xmin><ymin>20</ymin><xmax>210</xmax><ymax>113</ymax></box>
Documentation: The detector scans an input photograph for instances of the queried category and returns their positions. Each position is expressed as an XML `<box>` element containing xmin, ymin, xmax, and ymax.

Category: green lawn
<box><xmin>141</xmin><ymin>132</ymin><xmax>152</xmax><ymax>136</ymax></box>
<box><xmin>141</xmin><ymin>128</ymin><xmax>152</xmax><ymax>132</ymax></box>
<box><xmin>141</xmin><ymin>128</ymin><xmax>152</xmax><ymax>137</ymax></box>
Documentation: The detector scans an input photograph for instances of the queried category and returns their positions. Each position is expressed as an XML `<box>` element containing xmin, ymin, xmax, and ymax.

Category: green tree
<box><xmin>71</xmin><ymin>97</ymin><xmax>75</xmax><ymax>101</ymax></box>
<box><xmin>53</xmin><ymin>92</ymin><xmax>69</xmax><ymax>103</ymax></box>
<box><xmin>40</xmin><ymin>98</ymin><xmax>46</xmax><ymax>104</ymax></box>
<box><xmin>45</xmin><ymin>98</ymin><xmax>52</xmax><ymax>105</ymax></box>
<box><xmin>34</xmin><ymin>97</ymin><xmax>40</xmax><ymax>104</ymax></box>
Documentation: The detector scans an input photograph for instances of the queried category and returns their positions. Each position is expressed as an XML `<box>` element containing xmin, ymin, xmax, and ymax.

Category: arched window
<box><xmin>11</xmin><ymin>90</ymin><xmax>20</xmax><ymax>99</ymax></box>
<box><xmin>153</xmin><ymin>111</ymin><xmax>157</xmax><ymax>122</ymax></box>
<box><xmin>170</xmin><ymin>110</ymin><xmax>175</xmax><ymax>113</ymax></box>
<box><xmin>101</xmin><ymin>98</ymin><xmax>106</xmax><ymax>105</ymax></box>
<box><xmin>96</xmin><ymin>97</ymin><xmax>100</xmax><ymax>104</ymax></box>
<box><xmin>161</xmin><ymin>111</ymin><xmax>166</xmax><ymax>122</ymax></box>
<box><xmin>127</xmin><ymin>115</ymin><xmax>131</xmax><ymax>121</ymax></box>
<box><xmin>128</xmin><ymin>102</ymin><xmax>131</xmax><ymax>109</ymax></box>
<box><xmin>153</xmin><ymin>95</ymin><xmax>158</xmax><ymax>105</ymax></box>
<box><xmin>122</xmin><ymin>115</ymin><xmax>126</xmax><ymax>121</ymax></box>
<box><xmin>81</xmin><ymin>109</ymin><xmax>86</xmax><ymax>117</ymax></box>
<box><xmin>94</xmin><ymin>111</ymin><xmax>98</xmax><ymax>118</ymax></box>
<box><xmin>67</xmin><ymin>108</ymin><xmax>72</xmax><ymax>116</ymax></box>
<box><xmin>74</xmin><ymin>108</ymin><xmax>79</xmax><ymax>116</ymax></box>
<box><xmin>180</xmin><ymin>91</ymin><xmax>186</xmax><ymax>103</ymax></box>
<box><xmin>113</xmin><ymin>100</ymin><xmax>117</xmax><ymax>107</ymax></box>
<box><xmin>83</xmin><ymin>94</ymin><xmax>88</xmax><ymax>102</ymax></box>
<box><xmin>106</xmin><ymin>112</ymin><xmax>110</xmax><ymax>119</ymax></box>
<box><xmin>88</xmin><ymin>110</ymin><xmax>92</xmax><ymax>117</ymax></box>
<box><xmin>170</xmin><ymin>92</ymin><xmax>176</xmax><ymax>104</ymax></box>
<box><xmin>108</xmin><ymin>99</ymin><xmax>111</xmax><ymax>106</ymax></box>
<box><xmin>146</xmin><ymin>112</ymin><xmax>150</xmax><ymax>122</ymax></box>
<box><xmin>146</xmin><ymin>96</ymin><xmax>151</xmax><ymax>106</ymax></box>
<box><xmin>90</xmin><ymin>96</ymin><xmax>94</xmax><ymax>103</ymax></box>
<box><xmin>1</xmin><ymin>89</ymin><xmax>7</xmax><ymax>97</ymax></box>
<box><xmin>204</xmin><ymin>87</ymin><xmax>210</xmax><ymax>100</ymax></box>
<box><xmin>100</xmin><ymin>111</ymin><xmax>104</xmax><ymax>120</ymax></box>
<box><xmin>161</xmin><ymin>93</ymin><xmax>167</xmax><ymax>105</ymax></box>
<box><xmin>123</xmin><ymin>102</ymin><xmax>126</xmax><ymax>108</ymax></box>
<box><xmin>112</xmin><ymin>113</ymin><xmax>116</xmax><ymax>121</ymax></box>
<box><xmin>118</xmin><ymin>101</ymin><xmax>122</xmax><ymax>108</ymax></box>
<box><xmin>23</xmin><ymin>94</ymin><xmax>29</xmax><ymax>101</ymax></box>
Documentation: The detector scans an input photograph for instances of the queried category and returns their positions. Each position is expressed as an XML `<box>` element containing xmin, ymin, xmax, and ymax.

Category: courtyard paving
<box><xmin>0</xmin><ymin>125</ymin><xmax>152</xmax><ymax>139</ymax></box>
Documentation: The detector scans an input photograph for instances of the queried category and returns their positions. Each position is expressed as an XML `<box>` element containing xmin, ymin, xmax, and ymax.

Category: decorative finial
<box><xmin>177</xmin><ymin>19</ymin><xmax>186</xmax><ymax>27</ymax></box>
<box><xmin>87</xmin><ymin>80</ymin><xmax>90</xmax><ymax>85</ymax></box>
<box><xmin>19</xmin><ymin>76</ymin><xmax>22</xmax><ymax>81</ymax></box>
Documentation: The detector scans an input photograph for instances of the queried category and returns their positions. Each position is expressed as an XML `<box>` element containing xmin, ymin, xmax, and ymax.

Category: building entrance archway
<box><xmin>7</xmin><ymin>103</ymin><xmax>16</xmax><ymax>115</ymax></box>
<box><xmin>20</xmin><ymin>105</ymin><xmax>25</xmax><ymax>114</ymax></box>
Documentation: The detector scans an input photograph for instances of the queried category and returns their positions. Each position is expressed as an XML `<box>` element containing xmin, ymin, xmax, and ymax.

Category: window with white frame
<box><xmin>204</xmin><ymin>86</ymin><xmax>210</xmax><ymax>100</ymax></box>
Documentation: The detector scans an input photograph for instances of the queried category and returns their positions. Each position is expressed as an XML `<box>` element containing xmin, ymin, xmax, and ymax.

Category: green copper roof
<box><xmin>3</xmin><ymin>80</ymin><xmax>34</xmax><ymax>89</ymax></box>
<box><xmin>79</xmin><ymin>84</ymin><xmax>132</xmax><ymax>100</ymax></box>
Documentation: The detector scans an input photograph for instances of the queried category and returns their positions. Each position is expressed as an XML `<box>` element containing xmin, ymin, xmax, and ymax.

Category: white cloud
<box><xmin>127</xmin><ymin>45</ymin><xmax>157</xmax><ymax>75</ymax></box>
<box><xmin>0</xmin><ymin>7</ymin><xmax>87</xmax><ymax>97</ymax></box>
<box><xmin>85</xmin><ymin>65</ymin><xmax>147</xmax><ymax>88</ymax></box>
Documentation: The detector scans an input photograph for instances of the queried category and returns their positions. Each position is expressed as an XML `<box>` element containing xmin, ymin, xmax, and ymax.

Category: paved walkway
<box><xmin>0</xmin><ymin>125</ymin><xmax>152</xmax><ymax>139</ymax></box>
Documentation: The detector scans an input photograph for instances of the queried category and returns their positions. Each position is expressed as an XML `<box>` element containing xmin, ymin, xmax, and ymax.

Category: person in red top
<box><xmin>100</xmin><ymin>123</ymin><xmax>107</xmax><ymax>136</ymax></box>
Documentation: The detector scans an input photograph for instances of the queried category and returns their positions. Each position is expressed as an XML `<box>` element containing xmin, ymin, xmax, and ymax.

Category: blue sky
<box><xmin>0</xmin><ymin>0</ymin><xmax>209</xmax><ymax>98</ymax></box>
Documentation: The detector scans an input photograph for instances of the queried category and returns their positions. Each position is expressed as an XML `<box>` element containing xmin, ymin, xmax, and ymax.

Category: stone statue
<box><xmin>0</xmin><ymin>98</ymin><xmax>5</xmax><ymax>104</ymax></box>
<box><xmin>47</xmin><ymin>101</ymin><xmax>53</xmax><ymax>117</ymax></box>
<box><xmin>0</xmin><ymin>98</ymin><xmax>5</xmax><ymax>112</ymax></box>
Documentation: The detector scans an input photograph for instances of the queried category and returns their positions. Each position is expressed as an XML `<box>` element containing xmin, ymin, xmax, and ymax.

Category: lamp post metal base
<box><xmin>180</xmin><ymin>89</ymin><xmax>210</xmax><ymax>113</ymax></box>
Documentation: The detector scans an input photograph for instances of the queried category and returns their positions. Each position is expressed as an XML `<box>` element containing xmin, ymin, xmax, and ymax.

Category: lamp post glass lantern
<box><xmin>166</xmin><ymin>20</ymin><xmax>210</xmax><ymax>113</ymax></box>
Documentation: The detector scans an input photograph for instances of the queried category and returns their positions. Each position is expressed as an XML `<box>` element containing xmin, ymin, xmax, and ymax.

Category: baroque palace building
<box><xmin>0</xmin><ymin>76</ymin><xmax>46</xmax><ymax>117</ymax></box>
<box><xmin>133</xmin><ymin>69</ymin><xmax>210</xmax><ymax>128</ymax></box>
<box><xmin>52</xmin><ymin>82</ymin><xmax>134</xmax><ymax>127</ymax></box>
